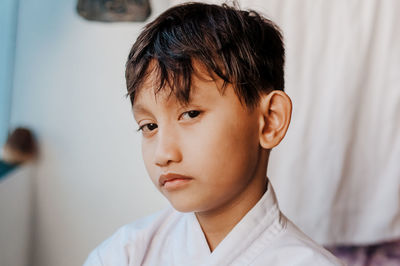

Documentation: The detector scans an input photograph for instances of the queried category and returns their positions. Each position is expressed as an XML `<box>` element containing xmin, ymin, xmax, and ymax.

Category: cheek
<box><xmin>220</xmin><ymin>125</ymin><xmax>259</xmax><ymax>174</ymax></box>
<box><xmin>186</xmin><ymin>113</ymin><xmax>260</xmax><ymax>182</ymax></box>
<box><xmin>141</xmin><ymin>140</ymin><xmax>157</xmax><ymax>183</ymax></box>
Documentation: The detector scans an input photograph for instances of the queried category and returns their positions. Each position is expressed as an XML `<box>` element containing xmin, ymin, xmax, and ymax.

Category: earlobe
<box><xmin>258</xmin><ymin>91</ymin><xmax>292</xmax><ymax>149</ymax></box>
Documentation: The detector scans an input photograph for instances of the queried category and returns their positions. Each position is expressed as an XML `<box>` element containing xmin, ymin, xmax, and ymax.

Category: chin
<box><xmin>169</xmin><ymin>202</ymin><xmax>196</xmax><ymax>213</ymax></box>
<box><xmin>166</xmin><ymin>196</ymin><xmax>204</xmax><ymax>213</ymax></box>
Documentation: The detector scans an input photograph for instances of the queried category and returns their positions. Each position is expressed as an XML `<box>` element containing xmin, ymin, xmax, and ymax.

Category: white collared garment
<box><xmin>84</xmin><ymin>182</ymin><xmax>344</xmax><ymax>266</ymax></box>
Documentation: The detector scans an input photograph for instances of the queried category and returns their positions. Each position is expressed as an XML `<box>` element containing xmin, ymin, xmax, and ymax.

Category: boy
<box><xmin>85</xmin><ymin>3</ymin><xmax>343</xmax><ymax>265</ymax></box>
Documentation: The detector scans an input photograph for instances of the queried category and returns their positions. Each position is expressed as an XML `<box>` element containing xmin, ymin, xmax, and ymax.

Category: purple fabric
<box><xmin>327</xmin><ymin>239</ymin><xmax>400</xmax><ymax>266</ymax></box>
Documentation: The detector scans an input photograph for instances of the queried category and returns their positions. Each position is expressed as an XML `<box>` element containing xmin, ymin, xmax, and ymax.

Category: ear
<box><xmin>258</xmin><ymin>91</ymin><xmax>292</xmax><ymax>149</ymax></box>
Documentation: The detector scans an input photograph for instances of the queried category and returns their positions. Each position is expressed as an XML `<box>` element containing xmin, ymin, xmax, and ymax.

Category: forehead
<box><xmin>132</xmin><ymin>61</ymin><xmax>225</xmax><ymax>109</ymax></box>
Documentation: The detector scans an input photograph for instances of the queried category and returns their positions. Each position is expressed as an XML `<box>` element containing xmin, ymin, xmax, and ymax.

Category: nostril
<box><xmin>153</xmin><ymin>141</ymin><xmax>182</xmax><ymax>166</ymax></box>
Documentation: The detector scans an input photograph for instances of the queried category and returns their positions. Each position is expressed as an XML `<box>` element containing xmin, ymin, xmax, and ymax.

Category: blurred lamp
<box><xmin>77</xmin><ymin>0</ymin><xmax>151</xmax><ymax>22</ymax></box>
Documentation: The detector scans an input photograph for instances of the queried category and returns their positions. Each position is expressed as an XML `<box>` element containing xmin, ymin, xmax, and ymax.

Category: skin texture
<box><xmin>132</xmin><ymin>63</ymin><xmax>292</xmax><ymax>251</ymax></box>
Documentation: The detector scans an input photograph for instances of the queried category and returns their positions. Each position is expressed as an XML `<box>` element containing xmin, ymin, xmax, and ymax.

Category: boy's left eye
<box><xmin>180</xmin><ymin>110</ymin><xmax>201</xmax><ymax>120</ymax></box>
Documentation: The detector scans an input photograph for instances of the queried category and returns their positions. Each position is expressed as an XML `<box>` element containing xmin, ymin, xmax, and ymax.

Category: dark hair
<box><xmin>125</xmin><ymin>2</ymin><xmax>284</xmax><ymax>109</ymax></box>
<box><xmin>6</xmin><ymin>127</ymin><xmax>37</xmax><ymax>156</ymax></box>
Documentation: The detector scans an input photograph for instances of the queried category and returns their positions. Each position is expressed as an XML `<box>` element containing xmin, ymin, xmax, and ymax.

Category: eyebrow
<box><xmin>132</xmin><ymin>104</ymin><xmax>152</xmax><ymax>116</ymax></box>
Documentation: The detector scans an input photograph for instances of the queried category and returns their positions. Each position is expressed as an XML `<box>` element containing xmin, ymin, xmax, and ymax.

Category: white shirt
<box><xmin>84</xmin><ymin>182</ymin><xmax>343</xmax><ymax>265</ymax></box>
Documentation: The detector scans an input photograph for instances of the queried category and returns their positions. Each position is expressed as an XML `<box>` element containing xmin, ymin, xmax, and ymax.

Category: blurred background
<box><xmin>1</xmin><ymin>0</ymin><xmax>399</xmax><ymax>265</ymax></box>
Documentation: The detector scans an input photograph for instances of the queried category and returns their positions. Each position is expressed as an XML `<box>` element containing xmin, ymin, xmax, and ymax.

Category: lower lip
<box><xmin>163</xmin><ymin>178</ymin><xmax>192</xmax><ymax>191</ymax></box>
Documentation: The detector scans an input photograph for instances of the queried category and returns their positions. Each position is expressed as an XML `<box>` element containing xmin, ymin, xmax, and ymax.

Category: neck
<box><xmin>195</xmin><ymin>150</ymin><xmax>269</xmax><ymax>252</ymax></box>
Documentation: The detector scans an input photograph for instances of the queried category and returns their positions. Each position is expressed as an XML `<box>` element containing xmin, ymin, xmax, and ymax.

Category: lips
<box><xmin>159</xmin><ymin>173</ymin><xmax>193</xmax><ymax>187</ymax></box>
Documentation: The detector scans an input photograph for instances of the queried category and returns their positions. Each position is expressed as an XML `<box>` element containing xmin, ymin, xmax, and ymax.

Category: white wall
<box><xmin>10</xmin><ymin>0</ymin><xmax>170</xmax><ymax>265</ymax></box>
<box><xmin>0</xmin><ymin>166</ymin><xmax>33</xmax><ymax>266</ymax></box>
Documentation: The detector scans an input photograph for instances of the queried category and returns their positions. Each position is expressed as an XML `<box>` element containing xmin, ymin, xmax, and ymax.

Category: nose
<box><xmin>153</xmin><ymin>128</ymin><xmax>182</xmax><ymax>167</ymax></box>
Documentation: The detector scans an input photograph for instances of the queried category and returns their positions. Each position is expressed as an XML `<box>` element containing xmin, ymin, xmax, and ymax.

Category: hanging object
<box><xmin>77</xmin><ymin>0</ymin><xmax>151</xmax><ymax>22</ymax></box>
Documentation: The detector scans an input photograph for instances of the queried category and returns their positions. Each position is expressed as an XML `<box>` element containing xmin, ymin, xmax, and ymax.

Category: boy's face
<box><xmin>133</xmin><ymin>64</ymin><xmax>266</xmax><ymax>214</ymax></box>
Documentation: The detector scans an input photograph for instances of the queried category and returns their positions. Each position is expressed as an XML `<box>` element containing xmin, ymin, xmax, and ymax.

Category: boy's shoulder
<box><xmin>202</xmin><ymin>182</ymin><xmax>344</xmax><ymax>266</ymax></box>
<box><xmin>260</xmin><ymin>214</ymin><xmax>344</xmax><ymax>265</ymax></box>
<box><xmin>84</xmin><ymin>207</ymin><xmax>180</xmax><ymax>266</ymax></box>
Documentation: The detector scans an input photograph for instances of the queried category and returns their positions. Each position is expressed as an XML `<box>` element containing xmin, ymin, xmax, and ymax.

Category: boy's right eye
<box><xmin>137</xmin><ymin>123</ymin><xmax>158</xmax><ymax>133</ymax></box>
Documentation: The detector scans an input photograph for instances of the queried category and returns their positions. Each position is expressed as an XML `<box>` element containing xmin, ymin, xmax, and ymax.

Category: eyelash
<box><xmin>180</xmin><ymin>110</ymin><xmax>201</xmax><ymax>120</ymax></box>
<box><xmin>137</xmin><ymin>110</ymin><xmax>202</xmax><ymax>133</ymax></box>
<box><xmin>137</xmin><ymin>123</ymin><xmax>158</xmax><ymax>132</ymax></box>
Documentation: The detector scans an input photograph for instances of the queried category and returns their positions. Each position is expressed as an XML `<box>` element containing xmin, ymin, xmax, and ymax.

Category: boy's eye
<box><xmin>180</xmin><ymin>110</ymin><xmax>201</xmax><ymax>120</ymax></box>
<box><xmin>138</xmin><ymin>123</ymin><xmax>158</xmax><ymax>132</ymax></box>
